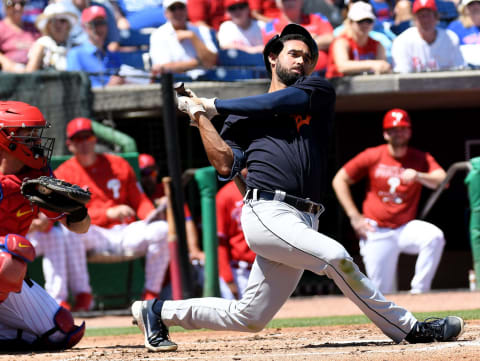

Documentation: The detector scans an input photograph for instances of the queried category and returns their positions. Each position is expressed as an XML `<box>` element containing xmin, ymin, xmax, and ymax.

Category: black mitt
<box><xmin>21</xmin><ymin>176</ymin><xmax>91</xmax><ymax>214</ymax></box>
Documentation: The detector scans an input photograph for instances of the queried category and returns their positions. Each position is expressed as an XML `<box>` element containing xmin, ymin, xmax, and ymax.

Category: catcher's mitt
<box><xmin>21</xmin><ymin>176</ymin><xmax>91</xmax><ymax>214</ymax></box>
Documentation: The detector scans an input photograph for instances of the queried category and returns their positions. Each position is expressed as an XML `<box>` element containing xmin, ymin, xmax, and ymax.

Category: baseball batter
<box><xmin>0</xmin><ymin>101</ymin><xmax>89</xmax><ymax>350</ymax></box>
<box><xmin>131</xmin><ymin>24</ymin><xmax>464</xmax><ymax>352</ymax></box>
<box><xmin>332</xmin><ymin>109</ymin><xmax>446</xmax><ymax>294</ymax></box>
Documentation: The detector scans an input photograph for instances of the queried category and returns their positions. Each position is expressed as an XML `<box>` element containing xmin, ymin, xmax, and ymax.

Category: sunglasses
<box><xmin>53</xmin><ymin>18</ymin><xmax>70</xmax><ymax>24</ymax></box>
<box><xmin>70</xmin><ymin>133</ymin><xmax>96</xmax><ymax>143</ymax></box>
<box><xmin>88</xmin><ymin>18</ymin><xmax>108</xmax><ymax>27</ymax></box>
<box><xmin>356</xmin><ymin>18</ymin><xmax>374</xmax><ymax>25</ymax></box>
<box><xmin>168</xmin><ymin>3</ymin><xmax>186</xmax><ymax>11</ymax></box>
<box><xmin>5</xmin><ymin>0</ymin><xmax>26</xmax><ymax>7</ymax></box>
<box><xmin>228</xmin><ymin>3</ymin><xmax>248</xmax><ymax>11</ymax></box>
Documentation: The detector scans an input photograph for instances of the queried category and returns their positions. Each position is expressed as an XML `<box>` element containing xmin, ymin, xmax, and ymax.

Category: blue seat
<box><xmin>436</xmin><ymin>0</ymin><xmax>458</xmax><ymax>28</ymax></box>
<box><xmin>211</xmin><ymin>49</ymin><xmax>267</xmax><ymax>81</ymax></box>
<box><xmin>117</xmin><ymin>50</ymin><xmax>148</xmax><ymax>70</ymax></box>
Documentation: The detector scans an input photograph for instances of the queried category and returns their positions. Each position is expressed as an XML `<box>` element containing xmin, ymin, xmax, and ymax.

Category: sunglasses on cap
<box><xmin>356</xmin><ymin>18</ymin><xmax>374</xmax><ymax>25</ymax></box>
<box><xmin>228</xmin><ymin>3</ymin><xmax>248</xmax><ymax>11</ymax></box>
<box><xmin>5</xmin><ymin>0</ymin><xmax>26</xmax><ymax>7</ymax></box>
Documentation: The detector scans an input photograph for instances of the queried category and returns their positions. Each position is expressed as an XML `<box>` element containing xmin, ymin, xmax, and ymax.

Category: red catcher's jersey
<box><xmin>343</xmin><ymin>144</ymin><xmax>442</xmax><ymax>228</ymax></box>
<box><xmin>0</xmin><ymin>168</ymin><xmax>57</xmax><ymax>236</ymax></box>
<box><xmin>54</xmin><ymin>154</ymin><xmax>154</xmax><ymax>228</ymax></box>
<box><xmin>216</xmin><ymin>181</ymin><xmax>256</xmax><ymax>283</ymax></box>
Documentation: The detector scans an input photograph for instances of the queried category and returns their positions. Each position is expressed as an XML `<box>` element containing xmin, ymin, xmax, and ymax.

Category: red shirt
<box><xmin>262</xmin><ymin>13</ymin><xmax>333</xmax><ymax>71</ymax></box>
<box><xmin>188</xmin><ymin>0</ymin><xmax>226</xmax><ymax>30</ymax></box>
<box><xmin>325</xmin><ymin>33</ymin><xmax>380</xmax><ymax>78</ymax></box>
<box><xmin>55</xmin><ymin>154</ymin><xmax>154</xmax><ymax>228</ymax></box>
<box><xmin>216</xmin><ymin>181</ymin><xmax>256</xmax><ymax>283</ymax></box>
<box><xmin>343</xmin><ymin>144</ymin><xmax>443</xmax><ymax>228</ymax></box>
<box><xmin>0</xmin><ymin>168</ymin><xmax>57</xmax><ymax>237</ymax></box>
<box><xmin>248</xmin><ymin>0</ymin><xmax>281</xmax><ymax>19</ymax></box>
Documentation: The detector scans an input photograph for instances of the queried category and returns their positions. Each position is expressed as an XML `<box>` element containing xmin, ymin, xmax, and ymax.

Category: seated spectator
<box><xmin>326</xmin><ymin>1</ymin><xmax>391</xmax><ymax>78</ymax></box>
<box><xmin>66</xmin><ymin>5</ymin><xmax>125</xmax><ymax>87</ymax></box>
<box><xmin>26</xmin><ymin>2</ymin><xmax>77</xmax><ymax>71</ymax></box>
<box><xmin>149</xmin><ymin>0</ymin><xmax>218</xmax><ymax>80</ymax></box>
<box><xmin>56</xmin><ymin>0</ymin><xmax>120</xmax><ymax>50</ymax></box>
<box><xmin>111</xmin><ymin>0</ymin><xmax>166</xmax><ymax>31</ymax></box>
<box><xmin>187</xmin><ymin>0</ymin><xmax>225</xmax><ymax>30</ymax></box>
<box><xmin>249</xmin><ymin>0</ymin><xmax>281</xmax><ymax>23</ymax></box>
<box><xmin>447</xmin><ymin>0</ymin><xmax>480</xmax><ymax>66</ymax></box>
<box><xmin>391</xmin><ymin>0</ymin><xmax>413</xmax><ymax>35</ymax></box>
<box><xmin>263</xmin><ymin>0</ymin><xmax>334</xmax><ymax>73</ymax></box>
<box><xmin>0</xmin><ymin>0</ymin><xmax>48</xmax><ymax>23</ymax></box>
<box><xmin>52</xmin><ymin>117</ymin><xmax>171</xmax><ymax>308</ymax></box>
<box><xmin>218</xmin><ymin>0</ymin><xmax>265</xmax><ymax>53</ymax></box>
<box><xmin>370</xmin><ymin>0</ymin><xmax>394</xmax><ymax>25</ymax></box>
<box><xmin>391</xmin><ymin>0</ymin><xmax>466</xmax><ymax>72</ymax></box>
<box><xmin>0</xmin><ymin>0</ymin><xmax>40</xmax><ymax>72</ymax></box>
<box><xmin>303</xmin><ymin>0</ymin><xmax>343</xmax><ymax>28</ymax></box>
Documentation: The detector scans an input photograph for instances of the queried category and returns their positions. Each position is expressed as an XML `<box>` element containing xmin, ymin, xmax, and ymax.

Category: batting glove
<box><xmin>177</xmin><ymin>96</ymin><xmax>205</xmax><ymax>118</ymax></box>
<box><xmin>199</xmin><ymin>97</ymin><xmax>219</xmax><ymax>120</ymax></box>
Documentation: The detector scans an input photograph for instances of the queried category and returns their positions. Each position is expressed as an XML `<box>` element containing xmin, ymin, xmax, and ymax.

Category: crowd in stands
<box><xmin>0</xmin><ymin>0</ymin><xmax>478</xmax><ymax>85</ymax></box>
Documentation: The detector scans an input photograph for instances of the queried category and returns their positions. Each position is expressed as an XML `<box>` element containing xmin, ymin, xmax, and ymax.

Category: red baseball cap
<box><xmin>225</xmin><ymin>0</ymin><xmax>249</xmax><ymax>8</ymax></box>
<box><xmin>66</xmin><ymin>117</ymin><xmax>93</xmax><ymax>139</ymax></box>
<box><xmin>138</xmin><ymin>153</ymin><xmax>156</xmax><ymax>169</ymax></box>
<box><xmin>383</xmin><ymin>109</ymin><xmax>411</xmax><ymax>129</ymax></box>
<box><xmin>412</xmin><ymin>0</ymin><xmax>437</xmax><ymax>13</ymax></box>
<box><xmin>81</xmin><ymin>5</ymin><xmax>107</xmax><ymax>24</ymax></box>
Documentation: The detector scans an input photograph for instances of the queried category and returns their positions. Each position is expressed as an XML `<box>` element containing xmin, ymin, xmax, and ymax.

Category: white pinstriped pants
<box><xmin>29</xmin><ymin>219</ymin><xmax>170</xmax><ymax>302</ymax></box>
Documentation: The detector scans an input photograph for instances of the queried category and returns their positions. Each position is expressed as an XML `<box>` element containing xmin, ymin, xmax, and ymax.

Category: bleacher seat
<box><xmin>209</xmin><ymin>49</ymin><xmax>268</xmax><ymax>81</ymax></box>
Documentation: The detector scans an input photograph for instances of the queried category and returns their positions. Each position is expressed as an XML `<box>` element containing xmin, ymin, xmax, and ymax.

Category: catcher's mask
<box><xmin>0</xmin><ymin>101</ymin><xmax>55</xmax><ymax>170</ymax></box>
<box><xmin>263</xmin><ymin>23</ymin><xmax>319</xmax><ymax>76</ymax></box>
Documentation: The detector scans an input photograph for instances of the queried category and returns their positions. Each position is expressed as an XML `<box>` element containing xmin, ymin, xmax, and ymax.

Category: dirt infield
<box><xmin>2</xmin><ymin>290</ymin><xmax>480</xmax><ymax>360</ymax></box>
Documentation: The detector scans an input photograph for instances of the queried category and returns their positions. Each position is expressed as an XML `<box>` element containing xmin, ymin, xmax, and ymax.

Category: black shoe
<box><xmin>131</xmin><ymin>299</ymin><xmax>178</xmax><ymax>352</ymax></box>
<box><xmin>405</xmin><ymin>316</ymin><xmax>464</xmax><ymax>343</ymax></box>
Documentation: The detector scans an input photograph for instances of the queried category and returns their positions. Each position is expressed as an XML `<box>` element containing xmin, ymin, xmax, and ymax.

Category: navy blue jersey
<box><xmin>217</xmin><ymin>76</ymin><xmax>335</xmax><ymax>203</ymax></box>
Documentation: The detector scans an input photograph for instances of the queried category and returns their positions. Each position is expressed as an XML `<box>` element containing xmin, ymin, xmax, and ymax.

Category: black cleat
<box><xmin>131</xmin><ymin>300</ymin><xmax>178</xmax><ymax>352</ymax></box>
<box><xmin>405</xmin><ymin>316</ymin><xmax>465</xmax><ymax>343</ymax></box>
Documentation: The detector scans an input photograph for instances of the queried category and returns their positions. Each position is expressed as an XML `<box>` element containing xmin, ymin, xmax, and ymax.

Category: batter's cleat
<box><xmin>405</xmin><ymin>316</ymin><xmax>464</xmax><ymax>343</ymax></box>
<box><xmin>131</xmin><ymin>299</ymin><xmax>178</xmax><ymax>352</ymax></box>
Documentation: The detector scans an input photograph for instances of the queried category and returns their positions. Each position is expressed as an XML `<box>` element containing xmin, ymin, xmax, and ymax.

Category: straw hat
<box><xmin>35</xmin><ymin>2</ymin><xmax>78</xmax><ymax>34</ymax></box>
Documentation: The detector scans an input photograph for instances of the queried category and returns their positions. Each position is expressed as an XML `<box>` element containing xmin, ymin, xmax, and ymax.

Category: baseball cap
<box><xmin>348</xmin><ymin>2</ymin><xmax>376</xmax><ymax>21</ymax></box>
<box><xmin>225</xmin><ymin>0</ymin><xmax>249</xmax><ymax>8</ymax></box>
<box><xmin>462</xmin><ymin>0</ymin><xmax>480</xmax><ymax>5</ymax></box>
<box><xmin>263</xmin><ymin>23</ymin><xmax>319</xmax><ymax>74</ymax></box>
<box><xmin>163</xmin><ymin>0</ymin><xmax>187</xmax><ymax>9</ymax></box>
<box><xmin>35</xmin><ymin>3</ymin><xmax>77</xmax><ymax>34</ymax></box>
<box><xmin>412</xmin><ymin>0</ymin><xmax>437</xmax><ymax>13</ymax></box>
<box><xmin>383</xmin><ymin>109</ymin><xmax>411</xmax><ymax>130</ymax></box>
<box><xmin>138</xmin><ymin>154</ymin><xmax>156</xmax><ymax>170</ymax></box>
<box><xmin>66</xmin><ymin>117</ymin><xmax>94</xmax><ymax>139</ymax></box>
<box><xmin>81</xmin><ymin>5</ymin><xmax>107</xmax><ymax>24</ymax></box>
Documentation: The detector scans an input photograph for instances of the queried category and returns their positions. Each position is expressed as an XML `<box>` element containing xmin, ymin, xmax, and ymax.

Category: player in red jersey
<box><xmin>0</xmin><ymin>101</ymin><xmax>89</xmax><ymax>350</ymax></box>
<box><xmin>332</xmin><ymin>108</ymin><xmax>446</xmax><ymax>294</ymax></box>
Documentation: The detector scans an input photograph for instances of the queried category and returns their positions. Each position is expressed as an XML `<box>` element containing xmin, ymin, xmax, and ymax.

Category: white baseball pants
<box><xmin>360</xmin><ymin>219</ymin><xmax>445</xmax><ymax>294</ymax></box>
<box><xmin>161</xmin><ymin>200</ymin><xmax>417</xmax><ymax>343</ymax></box>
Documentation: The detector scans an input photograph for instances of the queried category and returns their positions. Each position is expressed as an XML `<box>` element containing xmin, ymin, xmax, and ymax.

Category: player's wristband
<box><xmin>67</xmin><ymin>206</ymin><xmax>88</xmax><ymax>225</ymax></box>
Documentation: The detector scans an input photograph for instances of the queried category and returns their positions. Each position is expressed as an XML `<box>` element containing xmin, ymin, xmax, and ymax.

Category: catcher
<box><xmin>0</xmin><ymin>101</ymin><xmax>90</xmax><ymax>350</ymax></box>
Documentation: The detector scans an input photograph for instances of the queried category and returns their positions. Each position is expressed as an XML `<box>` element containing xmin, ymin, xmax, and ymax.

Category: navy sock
<box><xmin>152</xmin><ymin>299</ymin><xmax>164</xmax><ymax>316</ymax></box>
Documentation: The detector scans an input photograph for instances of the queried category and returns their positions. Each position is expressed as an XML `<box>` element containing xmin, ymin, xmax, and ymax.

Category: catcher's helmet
<box><xmin>0</xmin><ymin>101</ymin><xmax>55</xmax><ymax>169</ymax></box>
<box><xmin>383</xmin><ymin>108</ymin><xmax>411</xmax><ymax>130</ymax></box>
<box><xmin>263</xmin><ymin>23</ymin><xmax>319</xmax><ymax>75</ymax></box>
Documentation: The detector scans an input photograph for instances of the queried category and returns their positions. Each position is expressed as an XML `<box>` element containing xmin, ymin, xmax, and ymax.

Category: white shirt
<box><xmin>217</xmin><ymin>19</ymin><xmax>265</xmax><ymax>49</ymax></box>
<box><xmin>149</xmin><ymin>21</ymin><xmax>218</xmax><ymax>80</ymax></box>
<box><xmin>391</xmin><ymin>27</ymin><xmax>466</xmax><ymax>73</ymax></box>
<box><xmin>29</xmin><ymin>36</ymin><xmax>71</xmax><ymax>71</ymax></box>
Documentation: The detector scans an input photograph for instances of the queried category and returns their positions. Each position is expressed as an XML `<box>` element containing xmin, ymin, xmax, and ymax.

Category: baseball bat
<box><xmin>174</xmin><ymin>82</ymin><xmax>189</xmax><ymax>96</ymax></box>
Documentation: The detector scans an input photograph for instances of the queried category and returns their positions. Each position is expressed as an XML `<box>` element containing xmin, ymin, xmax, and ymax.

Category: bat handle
<box><xmin>174</xmin><ymin>82</ymin><xmax>189</xmax><ymax>96</ymax></box>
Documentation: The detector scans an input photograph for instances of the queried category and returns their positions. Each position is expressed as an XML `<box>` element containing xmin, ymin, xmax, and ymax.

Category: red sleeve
<box><xmin>425</xmin><ymin>152</ymin><xmax>442</xmax><ymax>172</ymax></box>
<box><xmin>216</xmin><ymin>186</ymin><xmax>233</xmax><ymax>283</ymax></box>
<box><xmin>184</xmin><ymin>204</ymin><xmax>192</xmax><ymax>220</ymax></box>
<box><xmin>311</xmin><ymin>14</ymin><xmax>333</xmax><ymax>34</ymax></box>
<box><xmin>343</xmin><ymin>148</ymin><xmax>377</xmax><ymax>183</ymax></box>
<box><xmin>188</xmin><ymin>0</ymin><xmax>208</xmax><ymax>23</ymax></box>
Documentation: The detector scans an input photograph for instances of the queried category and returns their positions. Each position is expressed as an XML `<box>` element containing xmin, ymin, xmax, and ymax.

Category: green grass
<box><xmin>84</xmin><ymin>308</ymin><xmax>480</xmax><ymax>337</ymax></box>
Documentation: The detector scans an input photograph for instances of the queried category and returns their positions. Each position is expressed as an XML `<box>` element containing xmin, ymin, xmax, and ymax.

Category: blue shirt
<box><xmin>448</xmin><ymin>20</ymin><xmax>480</xmax><ymax>46</ymax></box>
<box><xmin>66</xmin><ymin>40</ymin><xmax>122</xmax><ymax>88</ymax></box>
<box><xmin>218</xmin><ymin>77</ymin><xmax>336</xmax><ymax>203</ymax></box>
<box><xmin>117</xmin><ymin>0</ymin><xmax>165</xmax><ymax>30</ymax></box>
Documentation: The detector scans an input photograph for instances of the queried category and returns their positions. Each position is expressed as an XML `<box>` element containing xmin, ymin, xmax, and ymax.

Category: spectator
<box><xmin>51</xmin><ymin>117</ymin><xmax>171</xmax><ymax>309</ymax></box>
<box><xmin>262</xmin><ymin>0</ymin><xmax>334</xmax><ymax>73</ymax></box>
<box><xmin>55</xmin><ymin>0</ymin><xmax>120</xmax><ymax>50</ymax></box>
<box><xmin>138</xmin><ymin>153</ymin><xmax>205</xmax><ymax>263</ymax></box>
<box><xmin>249</xmin><ymin>0</ymin><xmax>281</xmax><ymax>23</ymax></box>
<box><xmin>332</xmin><ymin>108</ymin><xmax>446</xmax><ymax>294</ymax></box>
<box><xmin>391</xmin><ymin>0</ymin><xmax>413</xmax><ymax>35</ymax></box>
<box><xmin>187</xmin><ymin>0</ymin><xmax>225</xmax><ymax>30</ymax></box>
<box><xmin>149</xmin><ymin>0</ymin><xmax>218</xmax><ymax>80</ymax></box>
<box><xmin>111</xmin><ymin>0</ymin><xmax>166</xmax><ymax>31</ymax></box>
<box><xmin>66</xmin><ymin>5</ymin><xmax>125</xmax><ymax>87</ymax></box>
<box><xmin>303</xmin><ymin>0</ymin><xmax>343</xmax><ymax>28</ymax></box>
<box><xmin>326</xmin><ymin>1</ymin><xmax>391</xmax><ymax>78</ymax></box>
<box><xmin>370</xmin><ymin>0</ymin><xmax>394</xmax><ymax>25</ymax></box>
<box><xmin>391</xmin><ymin>0</ymin><xmax>466</xmax><ymax>72</ymax></box>
<box><xmin>216</xmin><ymin>170</ymin><xmax>256</xmax><ymax>299</ymax></box>
<box><xmin>218</xmin><ymin>0</ymin><xmax>265</xmax><ymax>53</ymax></box>
<box><xmin>447</xmin><ymin>0</ymin><xmax>480</xmax><ymax>66</ymax></box>
<box><xmin>25</xmin><ymin>2</ymin><xmax>77</xmax><ymax>71</ymax></box>
<box><xmin>0</xmin><ymin>0</ymin><xmax>40</xmax><ymax>72</ymax></box>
